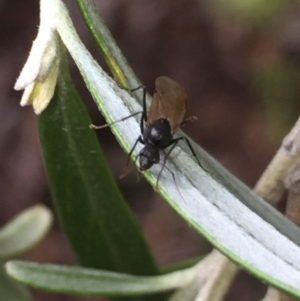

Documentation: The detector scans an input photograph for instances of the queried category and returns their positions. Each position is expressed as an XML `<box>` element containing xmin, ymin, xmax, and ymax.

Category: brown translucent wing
<box><xmin>147</xmin><ymin>76</ymin><xmax>187</xmax><ymax>134</ymax></box>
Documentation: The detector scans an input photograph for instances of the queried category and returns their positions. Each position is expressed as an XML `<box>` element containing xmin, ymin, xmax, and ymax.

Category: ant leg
<box><xmin>181</xmin><ymin>137</ymin><xmax>207</xmax><ymax>171</ymax></box>
<box><xmin>163</xmin><ymin>136</ymin><xmax>206</xmax><ymax>171</ymax></box>
<box><xmin>130</xmin><ymin>85</ymin><xmax>145</xmax><ymax>93</ymax></box>
<box><xmin>130</xmin><ymin>84</ymin><xmax>147</xmax><ymax>120</ymax></box>
<box><xmin>154</xmin><ymin>162</ymin><xmax>186</xmax><ymax>202</ymax></box>
<box><xmin>90</xmin><ymin>111</ymin><xmax>143</xmax><ymax>129</ymax></box>
<box><xmin>156</xmin><ymin>138</ymin><xmax>181</xmax><ymax>189</ymax></box>
<box><xmin>138</xmin><ymin>85</ymin><xmax>148</xmax><ymax>135</ymax></box>
<box><xmin>91</xmin><ymin>84</ymin><xmax>147</xmax><ymax>130</ymax></box>
<box><xmin>130</xmin><ymin>84</ymin><xmax>147</xmax><ymax>134</ymax></box>
<box><xmin>120</xmin><ymin>153</ymin><xmax>141</xmax><ymax>179</ymax></box>
<box><xmin>121</xmin><ymin>136</ymin><xmax>144</xmax><ymax>174</ymax></box>
<box><xmin>142</xmin><ymin>85</ymin><xmax>147</xmax><ymax>123</ymax></box>
<box><xmin>140</xmin><ymin>112</ymin><xmax>145</xmax><ymax>135</ymax></box>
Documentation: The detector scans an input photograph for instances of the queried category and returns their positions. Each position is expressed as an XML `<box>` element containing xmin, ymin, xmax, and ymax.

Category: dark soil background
<box><xmin>1</xmin><ymin>0</ymin><xmax>300</xmax><ymax>300</ymax></box>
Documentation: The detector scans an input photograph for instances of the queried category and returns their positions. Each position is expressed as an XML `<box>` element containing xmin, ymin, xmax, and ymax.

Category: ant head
<box><xmin>139</xmin><ymin>145</ymin><xmax>160</xmax><ymax>171</ymax></box>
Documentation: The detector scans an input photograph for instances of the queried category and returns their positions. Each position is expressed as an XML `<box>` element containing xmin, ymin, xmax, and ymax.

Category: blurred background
<box><xmin>1</xmin><ymin>0</ymin><xmax>300</xmax><ymax>300</ymax></box>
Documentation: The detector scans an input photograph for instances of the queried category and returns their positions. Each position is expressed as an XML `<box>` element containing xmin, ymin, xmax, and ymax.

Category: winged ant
<box><xmin>91</xmin><ymin>76</ymin><xmax>203</xmax><ymax>188</ymax></box>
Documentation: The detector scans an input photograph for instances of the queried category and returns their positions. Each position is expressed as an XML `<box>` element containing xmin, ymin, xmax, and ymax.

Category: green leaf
<box><xmin>38</xmin><ymin>44</ymin><xmax>159</xmax><ymax>277</ymax></box>
<box><xmin>76</xmin><ymin>0</ymin><xmax>138</xmax><ymax>90</ymax></box>
<box><xmin>6</xmin><ymin>261</ymin><xmax>202</xmax><ymax>297</ymax></box>
<box><xmin>48</xmin><ymin>1</ymin><xmax>300</xmax><ymax>298</ymax></box>
<box><xmin>0</xmin><ymin>262</ymin><xmax>31</xmax><ymax>301</ymax></box>
<box><xmin>0</xmin><ymin>205</ymin><xmax>52</xmax><ymax>259</ymax></box>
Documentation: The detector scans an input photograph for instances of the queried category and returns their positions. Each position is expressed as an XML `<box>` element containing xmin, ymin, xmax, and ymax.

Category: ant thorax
<box><xmin>143</xmin><ymin>118</ymin><xmax>172</xmax><ymax>149</ymax></box>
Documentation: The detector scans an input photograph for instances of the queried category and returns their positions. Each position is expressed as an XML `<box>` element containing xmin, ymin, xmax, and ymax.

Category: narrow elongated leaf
<box><xmin>38</xmin><ymin>47</ymin><xmax>159</xmax><ymax>277</ymax></box>
<box><xmin>0</xmin><ymin>263</ymin><xmax>31</xmax><ymax>301</ymax></box>
<box><xmin>46</xmin><ymin>0</ymin><xmax>300</xmax><ymax>297</ymax></box>
<box><xmin>0</xmin><ymin>205</ymin><xmax>52</xmax><ymax>259</ymax></box>
<box><xmin>76</xmin><ymin>0</ymin><xmax>136</xmax><ymax>89</ymax></box>
<box><xmin>6</xmin><ymin>261</ymin><xmax>201</xmax><ymax>297</ymax></box>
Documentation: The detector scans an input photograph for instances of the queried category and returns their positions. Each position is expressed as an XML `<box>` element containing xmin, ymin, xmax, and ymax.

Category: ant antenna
<box><xmin>90</xmin><ymin>111</ymin><xmax>143</xmax><ymax>129</ymax></box>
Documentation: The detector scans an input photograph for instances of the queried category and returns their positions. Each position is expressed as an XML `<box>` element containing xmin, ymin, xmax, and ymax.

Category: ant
<box><xmin>91</xmin><ymin>76</ymin><xmax>203</xmax><ymax>188</ymax></box>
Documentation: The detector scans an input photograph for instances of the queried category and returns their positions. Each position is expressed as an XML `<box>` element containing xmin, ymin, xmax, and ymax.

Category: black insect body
<box><xmin>139</xmin><ymin>119</ymin><xmax>172</xmax><ymax>171</ymax></box>
<box><xmin>124</xmin><ymin>76</ymin><xmax>202</xmax><ymax>183</ymax></box>
<box><xmin>91</xmin><ymin>76</ymin><xmax>202</xmax><ymax>185</ymax></box>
